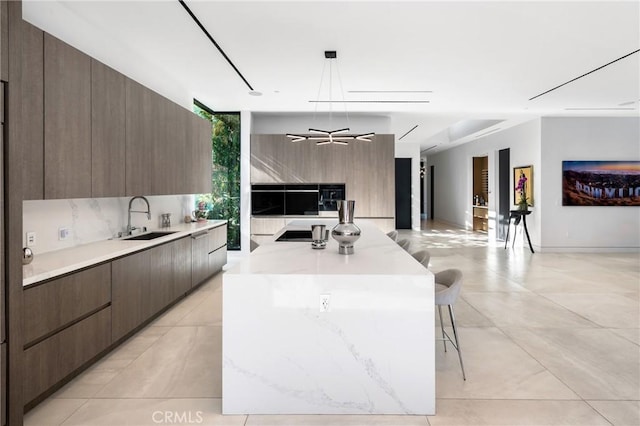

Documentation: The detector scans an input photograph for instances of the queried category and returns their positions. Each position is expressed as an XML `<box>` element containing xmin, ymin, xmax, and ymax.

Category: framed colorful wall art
<box><xmin>562</xmin><ymin>161</ymin><xmax>640</xmax><ymax>206</ymax></box>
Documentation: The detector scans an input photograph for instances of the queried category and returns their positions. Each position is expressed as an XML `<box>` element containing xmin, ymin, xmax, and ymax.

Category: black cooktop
<box><xmin>275</xmin><ymin>230</ymin><xmax>313</xmax><ymax>242</ymax></box>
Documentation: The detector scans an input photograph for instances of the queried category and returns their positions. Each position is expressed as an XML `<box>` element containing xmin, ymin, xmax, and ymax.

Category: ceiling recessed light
<box><xmin>249</xmin><ymin>91</ymin><xmax>262</xmax><ymax>96</ymax></box>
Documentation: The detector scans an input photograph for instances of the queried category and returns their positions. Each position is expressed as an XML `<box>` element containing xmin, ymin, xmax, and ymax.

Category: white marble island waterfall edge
<box><xmin>223</xmin><ymin>220</ymin><xmax>435</xmax><ymax>415</ymax></box>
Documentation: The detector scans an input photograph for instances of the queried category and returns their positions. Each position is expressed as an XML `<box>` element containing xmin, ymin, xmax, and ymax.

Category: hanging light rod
<box><xmin>286</xmin><ymin>50</ymin><xmax>375</xmax><ymax>146</ymax></box>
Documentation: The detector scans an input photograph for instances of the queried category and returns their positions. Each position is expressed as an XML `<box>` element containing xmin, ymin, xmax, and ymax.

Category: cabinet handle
<box><xmin>191</xmin><ymin>232</ymin><xmax>208</xmax><ymax>240</ymax></box>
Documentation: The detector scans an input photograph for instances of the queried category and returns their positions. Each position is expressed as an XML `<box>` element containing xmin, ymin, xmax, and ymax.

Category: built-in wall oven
<box><xmin>319</xmin><ymin>184</ymin><xmax>345</xmax><ymax>211</ymax></box>
<box><xmin>251</xmin><ymin>185</ymin><xmax>285</xmax><ymax>216</ymax></box>
<box><xmin>284</xmin><ymin>184</ymin><xmax>319</xmax><ymax>215</ymax></box>
<box><xmin>251</xmin><ymin>183</ymin><xmax>345</xmax><ymax>216</ymax></box>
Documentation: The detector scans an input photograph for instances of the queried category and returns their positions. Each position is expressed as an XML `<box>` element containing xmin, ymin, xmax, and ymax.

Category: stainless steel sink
<box><xmin>122</xmin><ymin>231</ymin><xmax>177</xmax><ymax>241</ymax></box>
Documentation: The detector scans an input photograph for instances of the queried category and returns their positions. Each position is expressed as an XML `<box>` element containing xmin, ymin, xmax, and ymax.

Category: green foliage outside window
<box><xmin>193</xmin><ymin>103</ymin><xmax>241</xmax><ymax>250</ymax></box>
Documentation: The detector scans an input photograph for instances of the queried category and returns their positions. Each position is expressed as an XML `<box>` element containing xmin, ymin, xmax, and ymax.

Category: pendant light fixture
<box><xmin>286</xmin><ymin>51</ymin><xmax>375</xmax><ymax>146</ymax></box>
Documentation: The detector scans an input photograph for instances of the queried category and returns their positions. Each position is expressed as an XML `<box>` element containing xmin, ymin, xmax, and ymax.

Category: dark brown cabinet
<box><xmin>192</xmin><ymin>114</ymin><xmax>213</xmax><ymax>194</ymax></box>
<box><xmin>173</xmin><ymin>236</ymin><xmax>192</xmax><ymax>298</ymax></box>
<box><xmin>0</xmin><ymin>1</ymin><xmax>7</xmax><ymax>81</ymax></box>
<box><xmin>22</xmin><ymin>25</ymin><xmax>212</xmax><ymax>199</ymax></box>
<box><xmin>22</xmin><ymin>264</ymin><xmax>112</xmax><ymax>406</ymax></box>
<box><xmin>112</xmin><ymin>237</ymin><xmax>195</xmax><ymax>342</ymax></box>
<box><xmin>20</xmin><ymin>230</ymin><xmax>216</xmax><ymax>411</ymax></box>
<box><xmin>23</xmin><ymin>307</ymin><xmax>111</xmax><ymax>405</ymax></box>
<box><xmin>192</xmin><ymin>224</ymin><xmax>227</xmax><ymax>287</ymax></box>
<box><xmin>125</xmin><ymin>78</ymin><xmax>154</xmax><ymax>196</ymax></box>
<box><xmin>1</xmin><ymin>343</ymin><xmax>5</xmax><ymax>426</ymax></box>
<box><xmin>209</xmin><ymin>224</ymin><xmax>227</xmax><ymax>274</ymax></box>
<box><xmin>191</xmin><ymin>231</ymin><xmax>210</xmax><ymax>287</ymax></box>
<box><xmin>23</xmin><ymin>263</ymin><xmax>111</xmax><ymax>346</ymax></box>
<box><xmin>21</xmin><ymin>21</ymin><xmax>44</xmax><ymax>200</ymax></box>
<box><xmin>92</xmin><ymin>59</ymin><xmax>126</xmax><ymax>197</ymax></box>
<box><xmin>111</xmin><ymin>246</ymin><xmax>151</xmax><ymax>342</ymax></box>
<box><xmin>149</xmin><ymin>242</ymin><xmax>173</xmax><ymax>317</ymax></box>
<box><xmin>152</xmin><ymin>98</ymin><xmax>177</xmax><ymax>195</ymax></box>
<box><xmin>44</xmin><ymin>33</ymin><xmax>91</xmax><ymax>199</ymax></box>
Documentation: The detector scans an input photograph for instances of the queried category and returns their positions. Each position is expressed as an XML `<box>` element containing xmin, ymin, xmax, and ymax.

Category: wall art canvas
<box><xmin>562</xmin><ymin>161</ymin><xmax>640</xmax><ymax>206</ymax></box>
<box><xmin>513</xmin><ymin>165</ymin><xmax>533</xmax><ymax>207</ymax></box>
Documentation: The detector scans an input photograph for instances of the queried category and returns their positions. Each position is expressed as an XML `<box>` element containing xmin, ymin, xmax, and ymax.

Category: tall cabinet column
<box><xmin>5</xmin><ymin>1</ymin><xmax>25</xmax><ymax>424</ymax></box>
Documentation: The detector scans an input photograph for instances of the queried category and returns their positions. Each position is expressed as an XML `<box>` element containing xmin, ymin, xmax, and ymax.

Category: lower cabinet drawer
<box><xmin>23</xmin><ymin>307</ymin><xmax>111</xmax><ymax>404</ymax></box>
<box><xmin>24</xmin><ymin>263</ymin><xmax>111</xmax><ymax>346</ymax></box>
<box><xmin>209</xmin><ymin>245</ymin><xmax>227</xmax><ymax>275</ymax></box>
<box><xmin>208</xmin><ymin>225</ymin><xmax>227</xmax><ymax>252</ymax></box>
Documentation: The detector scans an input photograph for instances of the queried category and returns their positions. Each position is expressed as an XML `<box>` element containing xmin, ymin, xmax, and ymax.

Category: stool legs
<box><xmin>437</xmin><ymin>305</ymin><xmax>447</xmax><ymax>352</ymax></box>
<box><xmin>448</xmin><ymin>305</ymin><xmax>467</xmax><ymax>381</ymax></box>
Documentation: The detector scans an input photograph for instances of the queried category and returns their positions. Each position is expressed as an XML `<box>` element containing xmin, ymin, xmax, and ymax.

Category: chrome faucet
<box><xmin>127</xmin><ymin>196</ymin><xmax>151</xmax><ymax>235</ymax></box>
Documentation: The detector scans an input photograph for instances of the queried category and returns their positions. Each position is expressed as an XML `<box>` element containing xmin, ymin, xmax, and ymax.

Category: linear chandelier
<box><xmin>286</xmin><ymin>51</ymin><xmax>375</xmax><ymax>146</ymax></box>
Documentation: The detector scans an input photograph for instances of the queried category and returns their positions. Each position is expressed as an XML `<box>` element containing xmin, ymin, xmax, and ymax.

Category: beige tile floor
<box><xmin>25</xmin><ymin>221</ymin><xmax>640</xmax><ymax>426</ymax></box>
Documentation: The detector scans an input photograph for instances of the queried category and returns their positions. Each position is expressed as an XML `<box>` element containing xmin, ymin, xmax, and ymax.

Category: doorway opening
<box><xmin>472</xmin><ymin>156</ymin><xmax>489</xmax><ymax>232</ymax></box>
<box><xmin>395</xmin><ymin>158</ymin><xmax>412</xmax><ymax>229</ymax></box>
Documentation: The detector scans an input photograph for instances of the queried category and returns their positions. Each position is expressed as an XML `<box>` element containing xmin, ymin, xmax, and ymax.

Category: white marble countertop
<box><xmin>23</xmin><ymin>220</ymin><xmax>227</xmax><ymax>287</ymax></box>
<box><xmin>227</xmin><ymin>219</ymin><xmax>428</xmax><ymax>276</ymax></box>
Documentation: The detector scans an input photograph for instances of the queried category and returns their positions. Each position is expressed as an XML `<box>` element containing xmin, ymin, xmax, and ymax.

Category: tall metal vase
<box><xmin>331</xmin><ymin>200</ymin><xmax>361</xmax><ymax>255</ymax></box>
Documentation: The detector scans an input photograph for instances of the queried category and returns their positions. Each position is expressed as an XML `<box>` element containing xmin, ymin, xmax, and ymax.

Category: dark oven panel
<box><xmin>251</xmin><ymin>185</ymin><xmax>284</xmax><ymax>216</ymax></box>
<box><xmin>285</xmin><ymin>191</ymin><xmax>319</xmax><ymax>215</ymax></box>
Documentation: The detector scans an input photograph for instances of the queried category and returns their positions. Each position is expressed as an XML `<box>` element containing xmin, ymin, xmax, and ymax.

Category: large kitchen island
<box><xmin>223</xmin><ymin>220</ymin><xmax>435</xmax><ymax>415</ymax></box>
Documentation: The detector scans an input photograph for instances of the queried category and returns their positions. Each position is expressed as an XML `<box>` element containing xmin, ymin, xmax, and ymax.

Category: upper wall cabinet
<box><xmin>125</xmin><ymin>78</ymin><xmax>154</xmax><ymax>196</ymax></box>
<box><xmin>21</xmin><ymin>26</ymin><xmax>212</xmax><ymax>200</ymax></box>
<box><xmin>1</xmin><ymin>1</ymin><xmax>7</xmax><ymax>81</ymax></box>
<box><xmin>125</xmin><ymin>81</ymin><xmax>211</xmax><ymax>196</ymax></box>
<box><xmin>92</xmin><ymin>60</ymin><xmax>126</xmax><ymax>198</ymax></box>
<box><xmin>191</xmin><ymin>113</ymin><xmax>213</xmax><ymax>195</ymax></box>
<box><xmin>22</xmin><ymin>22</ymin><xmax>44</xmax><ymax>200</ymax></box>
<box><xmin>44</xmin><ymin>33</ymin><xmax>92</xmax><ymax>200</ymax></box>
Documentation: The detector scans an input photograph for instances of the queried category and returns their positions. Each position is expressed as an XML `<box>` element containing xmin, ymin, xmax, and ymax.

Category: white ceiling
<box><xmin>23</xmin><ymin>1</ymin><xmax>640</xmax><ymax>153</ymax></box>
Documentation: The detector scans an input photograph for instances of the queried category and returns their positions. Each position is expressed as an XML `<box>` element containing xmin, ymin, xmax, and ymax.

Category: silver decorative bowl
<box><xmin>23</xmin><ymin>247</ymin><xmax>34</xmax><ymax>265</ymax></box>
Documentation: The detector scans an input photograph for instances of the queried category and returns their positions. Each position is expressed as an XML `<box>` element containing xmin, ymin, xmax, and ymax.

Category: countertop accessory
<box><xmin>192</xmin><ymin>209</ymin><xmax>208</xmax><ymax>222</ymax></box>
<box><xmin>161</xmin><ymin>213</ymin><xmax>171</xmax><ymax>228</ymax></box>
<box><xmin>331</xmin><ymin>200</ymin><xmax>361</xmax><ymax>255</ymax></box>
<box><xmin>311</xmin><ymin>224</ymin><xmax>327</xmax><ymax>249</ymax></box>
<box><xmin>23</xmin><ymin>247</ymin><xmax>34</xmax><ymax>265</ymax></box>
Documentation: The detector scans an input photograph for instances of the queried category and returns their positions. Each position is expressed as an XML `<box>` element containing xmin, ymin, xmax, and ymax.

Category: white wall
<box><xmin>426</xmin><ymin>119</ymin><xmax>542</xmax><ymax>245</ymax></box>
<box><xmin>395</xmin><ymin>142</ymin><xmax>421</xmax><ymax>230</ymax></box>
<box><xmin>23</xmin><ymin>195</ymin><xmax>194</xmax><ymax>255</ymax></box>
<box><xmin>540</xmin><ymin>117</ymin><xmax>640</xmax><ymax>250</ymax></box>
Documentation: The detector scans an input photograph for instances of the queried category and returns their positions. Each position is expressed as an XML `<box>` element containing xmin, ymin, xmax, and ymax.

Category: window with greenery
<box><xmin>193</xmin><ymin>101</ymin><xmax>241</xmax><ymax>250</ymax></box>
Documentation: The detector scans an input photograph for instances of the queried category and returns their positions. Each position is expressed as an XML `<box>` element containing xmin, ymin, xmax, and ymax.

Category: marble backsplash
<box><xmin>23</xmin><ymin>194</ymin><xmax>195</xmax><ymax>255</ymax></box>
